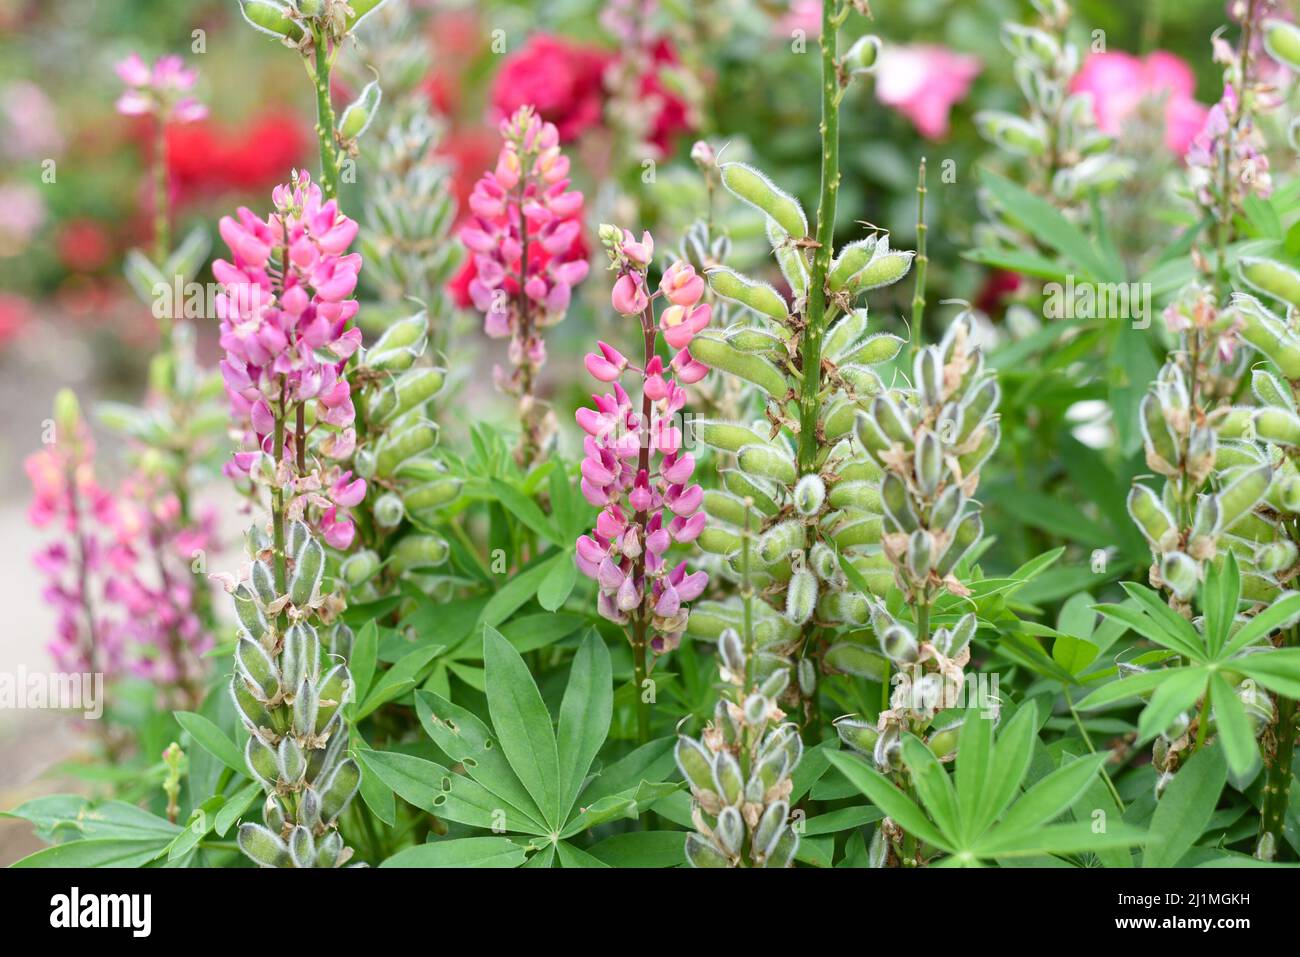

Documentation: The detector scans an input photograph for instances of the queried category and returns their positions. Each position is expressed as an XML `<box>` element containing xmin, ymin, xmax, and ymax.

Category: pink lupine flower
<box><xmin>214</xmin><ymin>170</ymin><xmax>366</xmax><ymax>546</ymax></box>
<box><xmin>115</xmin><ymin>52</ymin><xmax>207</xmax><ymax>124</ymax></box>
<box><xmin>874</xmin><ymin>44</ymin><xmax>982</xmax><ymax>140</ymax></box>
<box><xmin>459</xmin><ymin>106</ymin><xmax>589</xmax><ymax>388</ymax></box>
<box><xmin>575</xmin><ymin>229</ymin><xmax>711</xmax><ymax>655</ymax></box>
<box><xmin>1071</xmin><ymin>50</ymin><xmax>1209</xmax><ymax>156</ymax></box>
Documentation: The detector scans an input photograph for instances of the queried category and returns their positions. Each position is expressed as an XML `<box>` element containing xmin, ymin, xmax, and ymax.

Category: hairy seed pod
<box><xmin>906</xmin><ymin>529</ymin><xmax>933</xmax><ymax>581</ymax></box>
<box><xmin>1240</xmin><ymin>256</ymin><xmax>1300</xmax><ymax>309</ymax></box>
<box><xmin>824</xmin><ymin>308</ymin><xmax>870</xmax><ymax>358</ymax></box>
<box><xmin>1218</xmin><ymin>464</ymin><xmax>1272</xmax><ymax>529</ymax></box>
<box><xmin>373</xmin><ymin>492</ymin><xmax>405</xmax><ymax>529</ymax></box>
<box><xmin>793</xmin><ymin>474</ymin><xmax>826</xmax><ymax>515</ymax></box>
<box><xmin>698</xmin><ymin>526</ymin><xmax>743</xmax><ymax>556</ymax></box>
<box><xmin>828</xmin><ymin>480</ymin><xmax>881</xmax><ymax>512</ymax></box>
<box><xmin>236</xmin><ymin>637</ymin><xmax>280</xmax><ymax>702</ymax></box>
<box><xmin>841</xmin><ymin>333</ymin><xmax>905</xmax><ymax>366</ymax></box>
<box><xmin>936</xmin><ymin>511</ymin><xmax>983</xmax><ymax>576</ymax></box>
<box><xmin>721</xmin><ymin>469</ymin><xmax>781</xmax><ymax>514</ymax></box>
<box><xmin>828</xmin><ymin>237</ymin><xmax>880</xmax><ymax>291</ymax></box>
<box><xmin>835</xmin><ymin>716</ymin><xmax>880</xmax><ymax>756</ymax></box>
<box><xmin>824</xmin><ymin>641</ymin><xmax>888</xmax><ymax>678</ymax></box>
<box><xmin>881</xmin><ymin>624</ymin><xmax>919</xmax><ymax>664</ymax></box>
<box><xmin>316</xmin><ymin>830</ymin><xmax>345</xmax><ymax>869</ymax></box>
<box><xmin>1256</xmin><ymin>407</ymin><xmax>1300</xmax><ymax>446</ymax></box>
<box><xmin>785</xmin><ymin>568</ymin><xmax>818</xmax><ymax>624</ymax></box>
<box><xmin>703</xmin><ymin>489</ymin><xmax>751</xmax><ymax>527</ymax></box>
<box><xmin>376</xmin><ymin>420</ymin><xmax>439</xmax><ymax>476</ymax></box>
<box><xmin>688</xmin><ymin>334</ymin><xmax>788</xmax><ymax>396</ymax></box>
<box><xmin>822</xmin><ymin>399</ymin><xmax>859</xmax><ymax>440</ymax></box>
<box><xmin>277</xmin><ymin>735</ymin><xmax>306</xmax><ymax>786</ymax></box>
<box><xmin>758</xmin><ymin>521</ymin><xmax>804</xmax><ymax>565</ymax></box>
<box><xmin>719</xmin><ymin>162</ymin><xmax>808</xmax><ymax>239</ymax></box>
<box><xmin>713</xmin><ymin>751</ymin><xmax>745</xmax><ymax>806</ymax></box>
<box><xmin>390</xmin><ymin>533</ymin><xmax>449</xmax><ymax>573</ymax></box>
<box><xmin>317</xmin><ymin>757</ymin><xmax>361</xmax><ymax>824</ymax></box>
<box><xmin>232</xmin><ymin>584</ymin><xmax>269</xmax><ymax>637</ymax></box>
<box><xmin>767</xmin><ymin>218</ymin><xmax>809</xmax><ymax>298</ymax></box>
<box><xmin>705</xmin><ymin>265</ymin><xmax>791</xmax><ymax>321</ymax></box>
<box><xmin>766</xmin><ymin>827</ymin><xmax>799</xmax><ymax>868</ymax></box>
<box><xmin>798</xmin><ymin>657</ymin><xmax>817</xmax><ymax>696</ymax></box>
<box><xmin>245</xmin><ymin>735</ymin><xmax>279</xmax><ymax>788</ymax></box>
<box><xmin>685</xmin><ymin>832</ymin><xmax>730</xmax><ymax>868</ymax></box>
<box><xmin>718</xmin><ymin>628</ymin><xmax>746</xmax><ymax>675</ymax></box>
<box><xmin>250</xmin><ymin>559</ymin><xmax>278</xmax><ymax>606</ymax></box>
<box><xmin>849</xmin><ymin>249</ymin><xmax>914</xmax><ymax>293</ymax></box>
<box><xmin>289</xmin><ymin>535</ymin><xmax>325</xmax><ymax>607</ymax></box>
<box><xmin>341</xmin><ymin>549</ymin><xmax>380</xmax><ymax>587</ymax></box>
<box><xmin>366</xmin><ymin>312</ymin><xmax>428</xmax><ymax>366</ymax></box>
<box><xmin>238</xmin><ymin>823</ymin><xmax>291</xmax><ymax>868</ymax></box>
<box><xmin>725</xmin><ymin>324</ymin><xmax>787</xmax><ymax>356</ymax></box>
<box><xmin>1160</xmin><ymin>551</ymin><xmax>1199</xmax><ymax>600</ymax></box>
<box><xmin>915</xmin><ymin>431</ymin><xmax>943</xmax><ymax>498</ymax></box>
<box><xmin>403</xmin><ymin>478</ymin><xmax>462</xmax><ymax>513</ymax></box>
<box><xmin>1128</xmin><ymin>483</ymin><xmax>1178</xmax><ymax>550</ymax></box>
<box><xmin>832</xmin><ymin>515</ymin><xmax>883</xmax><ymax>549</ymax></box>
<box><xmin>738</xmin><ymin>444</ymin><xmax>797</xmax><ymax>485</ymax></box>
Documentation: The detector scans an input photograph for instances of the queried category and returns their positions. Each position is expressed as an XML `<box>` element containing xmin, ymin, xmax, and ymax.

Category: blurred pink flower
<box><xmin>1071</xmin><ymin>51</ymin><xmax>1208</xmax><ymax>155</ymax></box>
<box><xmin>115</xmin><ymin>52</ymin><xmax>207</xmax><ymax>124</ymax></box>
<box><xmin>874</xmin><ymin>45</ymin><xmax>982</xmax><ymax>140</ymax></box>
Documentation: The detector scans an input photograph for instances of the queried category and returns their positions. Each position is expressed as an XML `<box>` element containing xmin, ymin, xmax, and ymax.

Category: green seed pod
<box><xmin>289</xmin><ymin>535</ymin><xmax>325</xmax><ymax>607</ymax></box>
<box><xmin>250</xmin><ymin>559</ymin><xmax>278</xmax><ymax>606</ymax></box>
<box><xmin>760</xmin><ymin>665</ymin><xmax>790</xmax><ymax>699</ymax></box>
<box><xmin>341</xmin><ymin>548</ymin><xmax>380</xmax><ymax>586</ymax></box>
<box><xmin>401</xmin><ymin>477</ymin><xmax>461</xmax><ymax>516</ymax></box>
<box><xmin>315</xmin><ymin>663</ymin><xmax>349</xmax><ymax>732</ymax></box>
<box><xmin>263</xmin><ymin>794</ymin><xmax>287</xmax><ymax>834</ymax></box>
<box><xmin>1279</xmin><ymin>476</ymin><xmax>1300</xmax><ymax>513</ymax></box>
<box><xmin>719</xmin><ymin>162</ymin><xmax>808</xmax><ymax>239</ymax></box>
<box><xmin>821</xmin><ymin>399</ymin><xmax>858</xmax><ymax>441</ymax></box>
<box><xmin>871</xmin><ymin>393</ymin><xmax>914</xmax><ymax>444</ymax></box>
<box><xmin>927</xmin><ymin>722</ymin><xmax>962</xmax><ymax>760</ymax></box>
<box><xmin>1233</xmin><ymin>294</ymin><xmax>1300</xmax><ymax>378</ymax></box>
<box><xmin>702</xmin><ymin>489</ymin><xmax>750</xmax><ymax>527</ymax></box>
<box><xmin>281</xmin><ymin>621</ymin><xmax>320</xmax><ymax>692</ymax></box>
<box><xmin>719</xmin><ymin>628</ymin><xmax>746</xmax><ymax>675</ymax></box>
<box><xmin>316</xmin><ymin>830</ymin><xmax>344</xmax><ymax>869</ymax></box>
<box><xmin>824</xmin><ymin>641</ymin><xmax>888</xmax><ymax>678</ymax></box>
<box><xmin>1228</xmin><ymin>510</ymin><xmax>1279</xmax><ymax>543</ymax></box>
<box><xmin>825</xmin><ymin>308</ymin><xmax>870</xmax><ymax>358</ymax></box>
<box><xmin>688</xmin><ymin>334</ymin><xmax>788</xmax><ymax>397</ymax></box>
<box><xmin>705</xmin><ymin>266</ymin><xmax>790</xmax><ymax>321</ymax></box>
<box><xmin>975</xmin><ymin>110</ymin><xmax>1048</xmax><ymax>156</ymax></box>
<box><xmin>915</xmin><ymin>430</ymin><xmax>943</xmax><ymax>498</ymax></box>
<box><xmin>686</xmin><ymin>601</ymin><xmax>740</xmax><ymax>640</ymax></box>
<box><xmin>292</xmin><ymin>677</ymin><xmax>318</xmax><ymax>738</ymax></box>
<box><xmin>828</xmin><ymin>238</ymin><xmax>881</xmax><ymax>292</ymax></box>
<box><xmin>1251</xmin><ymin>368</ymin><xmax>1295</xmax><ymax>412</ymax></box>
<box><xmin>828</xmin><ymin>479</ymin><xmax>880</xmax><ymax>512</ymax></box>
<box><xmin>838</xmin><ymin>364</ymin><xmax>885</xmax><ymax>397</ymax></box>
<box><xmin>721</xmin><ymin>470</ymin><xmax>781</xmax><ymax>515</ymax></box>
<box><xmin>881</xmin><ymin>623</ymin><xmax>919</xmax><ymax>664</ymax></box>
<box><xmin>245</xmin><ymin>735</ymin><xmax>279</xmax><ymax>788</ymax></box>
<box><xmin>698</xmin><ymin>526</ymin><xmax>743</xmax><ymax>556</ymax></box>
<box><xmin>236</xmin><ymin>637</ymin><xmax>279</xmax><ymax>702</ymax></box>
<box><xmin>1218</xmin><ymin>464</ymin><xmax>1272</xmax><ymax>529</ymax></box>
<box><xmin>809</xmin><ymin>542</ymin><xmax>840</xmax><ymax>581</ymax></box>
<box><xmin>1128</xmin><ymin>483</ymin><xmax>1178</xmax><ymax>550</ymax></box>
<box><xmin>848</xmin><ymin>249</ymin><xmax>914</xmax><ymax>293</ymax></box>
<box><xmin>237</xmin><ymin>0</ymin><xmax>303</xmax><ymax>39</ymax></box>
<box><xmin>231</xmin><ymin>678</ymin><xmax>271</xmax><ymax>732</ymax></box>
<box><xmin>838</xmin><ymin>459</ymin><xmax>883</xmax><ymax>484</ymax></box>
<box><xmin>738</xmin><ymin>444</ymin><xmax>797</xmax><ymax>485</ymax></box>
<box><xmin>1159</xmin><ymin>551</ymin><xmax>1198</xmax><ymax>600</ymax></box>
<box><xmin>338</xmin><ymin>77</ymin><xmax>382</xmax><ymax>141</ymax></box>
<box><xmin>685</xmin><ymin>833</ymin><xmax>730</xmax><ymax>868</ymax></box>
<box><xmin>785</xmin><ymin>568</ymin><xmax>818</xmax><ymax>624</ymax></box>
<box><xmin>841</xmin><ymin>333</ymin><xmax>905</xmax><ymax>366</ymax></box>
<box><xmin>855</xmin><ymin>411</ymin><xmax>893</xmax><ymax>460</ymax></box>
<box><xmin>232</xmin><ymin>584</ymin><xmax>268</xmax><ymax>638</ymax></box>
<box><xmin>767</xmin><ymin>218</ymin><xmax>809</xmax><ymax>299</ymax></box>
<box><xmin>844</xmin><ymin>33</ymin><xmax>882</xmax><ymax>73</ymax></box>
<box><xmin>367</xmin><ymin>312</ymin><xmax>427</xmax><ymax>362</ymax></box>
<box><xmin>1243</xmin><ymin>573</ymin><xmax>1282</xmax><ymax>603</ymax></box>
<box><xmin>697</xmin><ymin>419</ymin><xmax>768</xmax><ymax>453</ymax></box>
<box><xmin>319</xmin><ymin>758</ymin><xmax>361</xmax><ymax>825</ymax></box>
<box><xmin>928</xmin><ymin>485</ymin><xmax>964</xmax><ymax>533</ymax></box>
<box><xmin>880</xmin><ymin>472</ymin><xmax>919</xmax><ymax>533</ymax></box>
<box><xmin>758</xmin><ymin>521</ymin><xmax>804</xmax><ymax>565</ymax></box>
<box><xmin>726</xmin><ymin>324</ymin><xmax>787</xmax><ymax>356</ymax></box>
<box><xmin>935</xmin><ymin>511</ymin><xmax>982</xmax><ymax>576</ymax></box>
<box><xmin>676</xmin><ymin>736</ymin><xmax>717</xmax><ymax>794</ymax></box>
<box><xmin>369</xmin><ymin>367</ymin><xmax>446</xmax><ymax>423</ymax></box>
<box><xmin>957</xmin><ymin>420</ymin><xmax>1000</xmax><ymax>477</ymax></box>
<box><xmin>238</xmin><ymin>823</ymin><xmax>291</xmax><ymax>868</ymax></box>
<box><xmin>1265</xmin><ymin>18</ymin><xmax>1300</xmax><ymax>73</ymax></box>
<box><xmin>1215</xmin><ymin>406</ymin><xmax>1255</xmax><ymax>439</ymax></box>
<box><xmin>753</xmin><ymin>800</ymin><xmax>789</xmax><ymax>859</ymax></box>
<box><xmin>793</xmin><ymin>474</ymin><xmax>826</xmax><ymax>515</ymax></box>
<box><xmin>833</xmin><ymin>516</ymin><xmax>883</xmax><ymax>549</ymax></box>
<box><xmin>376</xmin><ymin>420</ymin><xmax>439</xmax><ymax>476</ymax></box>
<box><xmin>1255</xmin><ymin>539</ymin><xmax>1298</xmax><ymax>575</ymax></box>
<box><xmin>956</xmin><ymin>378</ymin><xmax>1000</xmax><ymax>442</ymax></box>
<box><xmin>390</xmin><ymin>533</ymin><xmax>449</xmax><ymax>573</ymax></box>
<box><xmin>713</xmin><ymin>751</ymin><xmax>745</xmax><ymax>806</ymax></box>
<box><xmin>835</xmin><ymin>716</ymin><xmax>880</xmax><ymax>756</ymax></box>
<box><xmin>1256</xmin><ymin>407</ymin><xmax>1300</xmax><ymax>446</ymax></box>
<box><xmin>938</xmin><ymin>613</ymin><xmax>976</xmax><ymax>659</ymax></box>
<box><xmin>373</xmin><ymin>492</ymin><xmax>405</xmax><ymax>529</ymax></box>
<box><xmin>906</xmin><ymin>529</ymin><xmax>933</xmax><ymax>581</ymax></box>
<box><xmin>765</xmin><ymin>826</ymin><xmax>799</xmax><ymax>868</ymax></box>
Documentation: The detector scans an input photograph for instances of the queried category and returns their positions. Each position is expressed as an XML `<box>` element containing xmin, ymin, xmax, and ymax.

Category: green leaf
<box><xmin>483</xmin><ymin>625</ymin><xmax>561</xmax><ymax>827</ymax></box>
<box><xmin>1136</xmin><ymin>667</ymin><xmax>1208</xmax><ymax>744</ymax></box>
<box><xmin>353</xmin><ymin>749</ymin><xmax>450</xmax><ymax>815</ymax></box>
<box><xmin>978</xmin><ymin>822</ymin><xmax>1145</xmax><ymax>858</ymax></box>
<box><xmin>380</xmin><ymin>837</ymin><xmax>526</xmax><ymax>868</ymax></box>
<box><xmin>900</xmin><ymin>735</ymin><xmax>960</xmax><ymax>840</ymax></box>
<box><xmin>537</xmin><ymin>553</ymin><xmax>578</xmax><ymax>612</ymax></box>
<box><xmin>1209</xmin><ymin>672</ymin><xmax>1259</xmax><ymax>782</ymax></box>
<box><xmin>355</xmin><ymin>642</ymin><xmax>444</xmax><ymax>720</ymax></box>
<box><xmin>479</xmin><ymin>555</ymin><xmax>559</xmax><ymax>628</ymax></box>
<box><xmin>12</xmin><ymin>838</ymin><xmax>170</xmax><ymax>868</ymax></box>
<box><xmin>214</xmin><ymin>782</ymin><xmax>260</xmax><ymax>837</ymax></box>
<box><xmin>981</xmin><ymin>701</ymin><xmax>1039</xmax><ymax>827</ymax></box>
<box><xmin>1</xmin><ymin>797</ymin><xmax>180</xmax><ymax>843</ymax></box>
<box><xmin>1203</xmin><ymin>553</ymin><xmax>1241</xmax><ymax>658</ymax></box>
<box><xmin>1221</xmin><ymin>593</ymin><xmax>1300</xmax><ymax>658</ymax></box>
<box><xmin>556</xmin><ymin>841</ymin><xmax>610</xmax><ymax>868</ymax></box>
<box><xmin>1076</xmin><ymin>667</ymin><xmax>1174</xmax><ymax>710</ymax></box>
<box><xmin>487</xmin><ymin>477</ymin><xmax>560</xmax><ymax>543</ymax></box>
<box><xmin>586</xmin><ymin>830</ymin><xmax>685</xmax><ymax>867</ymax></box>
<box><xmin>174</xmin><ymin>711</ymin><xmax>246</xmax><ymax>775</ymax></box>
<box><xmin>995</xmin><ymin>752</ymin><xmax>1109</xmax><ymax>836</ymax></box>
<box><xmin>1114</xmin><ymin>585</ymin><xmax>1207</xmax><ymax>660</ymax></box>
<box><xmin>349</xmin><ymin>620</ymin><xmax>378</xmax><ymax>706</ymax></box>
<box><xmin>1232</xmin><ymin>648</ymin><xmax>1300</xmax><ymax>698</ymax></box>
<box><xmin>556</xmin><ymin>631</ymin><xmax>613</xmax><ymax>822</ymax></box>
<box><xmin>560</xmin><ymin>781</ymin><xmax>680</xmax><ymax>837</ymax></box>
<box><xmin>979</xmin><ymin>169</ymin><xmax>1114</xmax><ymax>281</ymax></box>
<box><xmin>1144</xmin><ymin>742</ymin><xmax>1227</xmax><ymax>867</ymax></box>
<box><xmin>825</xmin><ymin>751</ymin><xmax>951</xmax><ymax>852</ymax></box>
<box><xmin>954</xmin><ymin>708</ymin><xmax>995</xmax><ymax>844</ymax></box>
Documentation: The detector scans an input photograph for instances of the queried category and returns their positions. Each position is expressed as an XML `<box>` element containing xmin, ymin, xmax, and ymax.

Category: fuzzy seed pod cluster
<box><xmin>974</xmin><ymin>0</ymin><xmax>1132</xmax><ymax>242</ymax></box>
<box><xmin>224</xmin><ymin>519</ymin><xmax>362</xmax><ymax>868</ymax></box>
<box><xmin>835</xmin><ymin>608</ymin><xmax>980</xmax><ymax>770</ymax></box>
<box><xmin>343</xmin><ymin>309</ymin><xmax>456</xmax><ymax>599</ymax></box>
<box><xmin>854</xmin><ymin>314</ymin><xmax>999</xmax><ymax>605</ymax></box>
<box><xmin>675</xmin><ymin>627</ymin><xmax>802</xmax><ymax>867</ymax></box>
<box><xmin>683</xmin><ymin>153</ymin><xmax>912</xmax><ymax>692</ymax></box>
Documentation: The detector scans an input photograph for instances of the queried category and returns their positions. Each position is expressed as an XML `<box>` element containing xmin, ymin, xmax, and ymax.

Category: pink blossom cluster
<box><xmin>459</xmin><ymin>106</ymin><xmax>589</xmax><ymax>391</ymax></box>
<box><xmin>214</xmin><ymin>171</ymin><xmax>367</xmax><ymax>548</ymax></box>
<box><xmin>1071</xmin><ymin>51</ymin><xmax>1208</xmax><ymax>156</ymax></box>
<box><xmin>26</xmin><ymin>422</ymin><xmax>215</xmax><ymax>689</ymax></box>
<box><xmin>115</xmin><ymin>52</ymin><xmax>207</xmax><ymax>124</ymax></box>
<box><xmin>574</xmin><ymin>232</ymin><xmax>710</xmax><ymax>653</ymax></box>
<box><xmin>1186</xmin><ymin>83</ymin><xmax>1272</xmax><ymax>210</ymax></box>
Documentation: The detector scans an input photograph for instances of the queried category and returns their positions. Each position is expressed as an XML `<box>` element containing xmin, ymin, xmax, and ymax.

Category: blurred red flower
<box><xmin>166</xmin><ymin>110</ymin><xmax>309</xmax><ymax>202</ymax></box>
<box><xmin>56</xmin><ymin>219</ymin><xmax>112</xmax><ymax>273</ymax></box>
<box><xmin>0</xmin><ymin>292</ymin><xmax>31</xmax><ymax>346</ymax></box>
<box><xmin>491</xmin><ymin>35</ymin><xmax>612</xmax><ymax>142</ymax></box>
<box><xmin>639</xmin><ymin>39</ymin><xmax>693</xmax><ymax>154</ymax></box>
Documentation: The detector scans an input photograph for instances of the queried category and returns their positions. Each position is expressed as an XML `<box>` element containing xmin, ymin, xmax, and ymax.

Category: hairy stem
<box><xmin>1260</xmin><ymin>626</ymin><xmax>1298</xmax><ymax>859</ymax></box>
<box><xmin>910</xmin><ymin>158</ymin><xmax>928</xmax><ymax>361</ymax></box>
<box><xmin>312</xmin><ymin>34</ymin><xmax>341</xmax><ymax>201</ymax></box>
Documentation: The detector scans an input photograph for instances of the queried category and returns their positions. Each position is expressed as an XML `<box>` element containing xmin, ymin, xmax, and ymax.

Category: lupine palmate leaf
<box><xmin>482</xmin><ymin>625</ymin><xmax>562</xmax><ymax>828</ymax></box>
<box><xmin>380</xmin><ymin>836</ymin><xmax>526</xmax><ymax>868</ymax></box>
<box><xmin>1135</xmin><ymin>667</ymin><xmax>1208</xmax><ymax>743</ymax></box>
<box><xmin>556</xmin><ymin>631</ymin><xmax>613</xmax><ymax>823</ymax></box>
<box><xmin>825</xmin><ymin>751</ymin><xmax>952</xmax><ymax>851</ymax></box>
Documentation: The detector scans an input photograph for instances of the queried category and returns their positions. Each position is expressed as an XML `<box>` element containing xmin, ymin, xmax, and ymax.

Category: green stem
<box><xmin>311</xmin><ymin>34</ymin><xmax>341</xmax><ymax>201</ymax></box>
<box><xmin>1259</xmin><ymin>626</ymin><xmax>1297</xmax><ymax>859</ymax></box>
<box><xmin>910</xmin><ymin>158</ymin><xmax>927</xmax><ymax>361</ymax></box>
<box><xmin>1065</xmin><ymin>687</ymin><xmax>1125</xmax><ymax>810</ymax></box>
